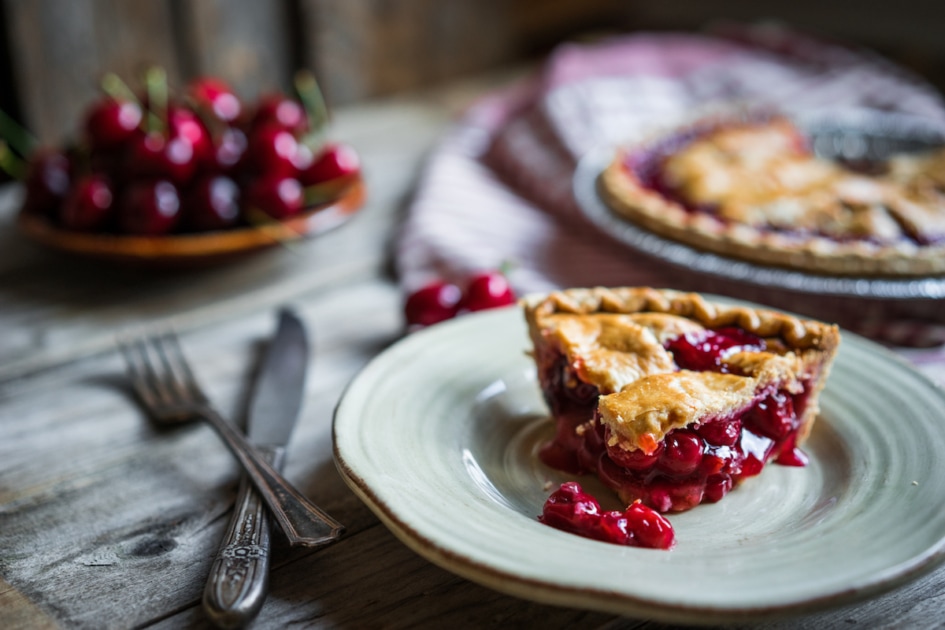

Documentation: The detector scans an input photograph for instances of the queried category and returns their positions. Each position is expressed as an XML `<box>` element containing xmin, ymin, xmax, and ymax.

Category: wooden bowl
<box><xmin>16</xmin><ymin>176</ymin><xmax>366</xmax><ymax>267</ymax></box>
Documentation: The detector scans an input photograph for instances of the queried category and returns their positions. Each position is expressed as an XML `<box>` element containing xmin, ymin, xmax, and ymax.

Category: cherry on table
<box><xmin>129</xmin><ymin>131</ymin><xmax>199</xmax><ymax>186</ymax></box>
<box><xmin>59</xmin><ymin>174</ymin><xmax>114</xmax><ymax>231</ymax></box>
<box><xmin>251</xmin><ymin>94</ymin><xmax>307</xmax><ymax>134</ymax></box>
<box><xmin>23</xmin><ymin>149</ymin><xmax>72</xmax><ymax>217</ymax></box>
<box><xmin>84</xmin><ymin>98</ymin><xmax>143</xmax><ymax>152</ymax></box>
<box><xmin>210</xmin><ymin>126</ymin><xmax>248</xmax><ymax>174</ymax></box>
<box><xmin>187</xmin><ymin>77</ymin><xmax>242</xmax><ymax>123</ymax></box>
<box><xmin>184</xmin><ymin>175</ymin><xmax>241</xmax><ymax>231</ymax></box>
<box><xmin>117</xmin><ymin>179</ymin><xmax>181</xmax><ymax>235</ymax></box>
<box><xmin>168</xmin><ymin>106</ymin><xmax>214</xmax><ymax>168</ymax></box>
<box><xmin>298</xmin><ymin>143</ymin><xmax>360</xmax><ymax>186</ymax></box>
<box><xmin>246</xmin><ymin>123</ymin><xmax>304</xmax><ymax>177</ymax></box>
<box><xmin>243</xmin><ymin>173</ymin><xmax>304</xmax><ymax>220</ymax></box>
<box><xmin>404</xmin><ymin>281</ymin><xmax>462</xmax><ymax>328</ymax></box>
<box><xmin>460</xmin><ymin>271</ymin><xmax>516</xmax><ymax>312</ymax></box>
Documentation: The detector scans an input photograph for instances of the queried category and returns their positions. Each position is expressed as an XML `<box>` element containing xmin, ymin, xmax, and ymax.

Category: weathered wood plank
<box><xmin>153</xmin><ymin>524</ymin><xmax>629</xmax><ymax>629</ymax></box>
<box><xmin>3</xmin><ymin>0</ymin><xmax>180</xmax><ymax>144</ymax></box>
<box><xmin>173</xmin><ymin>0</ymin><xmax>293</xmax><ymax>99</ymax></box>
<box><xmin>0</xmin><ymin>577</ymin><xmax>58</xmax><ymax>630</ymax></box>
<box><xmin>298</xmin><ymin>0</ymin><xmax>515</xmax><ymax>103</ymax></box>
<box><xmin>627</xmin><ymin>0</ymin><xmax>945</xmax><ymax>55</ymax></box>
<box><xmin>0</xmin><ymin>281</ymin><xmax>402</xmax><ymax>628</ymax></box>
<box><xmin>297</xmin><ymin>0</ymin><xmax>634</xmax><ymax>105</ymax></box>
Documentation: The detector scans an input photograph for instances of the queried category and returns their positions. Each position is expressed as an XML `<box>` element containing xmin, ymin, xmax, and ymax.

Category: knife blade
<box><xmin>202</xmin><ymin>308</ymin><xmax>343</xmax><ymax>628</ymax></box>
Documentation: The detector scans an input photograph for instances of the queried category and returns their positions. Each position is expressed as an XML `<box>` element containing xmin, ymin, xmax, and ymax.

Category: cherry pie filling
<box><xmin>538</xmin><ymin>327</ymin><xmax>815</xmax><ymax>513</ymax></box>
<box><xmin>539</xmin><ymin>481</ymin><xmax>675</xmax><ymax>549</ymax></box>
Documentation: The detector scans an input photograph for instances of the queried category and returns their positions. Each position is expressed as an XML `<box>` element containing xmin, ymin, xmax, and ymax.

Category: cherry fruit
<box><xmin>184</xmin><ymin>175</ymin><xmax>241</xmax><ymax>231</ymax></box>
<box><xmin>607</xmin><ymin>439</ymin><xmax>662</xmax><ymax>471</ymax></box>
<box><xmin>129</xmin><ymin>131</ymin><xmax>198</xmax><ymax>185</ymax></box>
<box><xmin>246</xmin><ymin>123</ymin><xmax>304</xmax><ymax>177</ymax></box>
<box><xmin>23</xmin><ymin>150</ymin><xmax>72</xmax><ymax>216</ymax></box>
<box><xmin>187</xmin><ymin>77</ymin><xmax>241</xmax><ymax>123</ymax></box>
<box><xmin>243</xmin><ymin>174</ymin><xmax>304</xmax><ymax>220</ymax></box>
<box><xmin>539</xmin><ymin>482</ymin><xmax>675</xmax><ymax>549</ymax></box>
<box><xmin>298</xmin><ymin>142</ymin><xmax>361</xmax><ymax>186</ymax></box>
<box><xmin>658</xmin><ymin>430</ymin><xmax>704</xmax><ymax>476</ymax></box>
<box><xmin>59</xmin><ymin>174</ymin><xmax>114</xmax><ymax>231</ymax></box>
<box><xmin>625</xmin><ymin>501</ymin><xmax>676</xmax><ymax>549</ymax></box>
<box><xmin>252</xmin><ymin>94</ymin><xmax>307</xmax><ymax>134</ymax></box>
<box><xmin>539</xmin><ymin>481</ymin><xmax>603</xmax><ymax>533</ymax></box>
<box><xmin>404</xmin><ymin>282</ymin><xmax>462</xmax><ymax>328</ymax></box>
<box><xmin>665</xmin><ymin>327</ymin><xmax>766</xmax><ymax>372</ymax></box>
<box><xmin>117</xmin><ymin>179</ymin><xmax>181</xmax><ymax>235</ymax></box>
<box><xmin>21</xmin><ymin>71</ymin><xmax>360</xmax><ymax>238</ymax></box>
<box><xmin>84</xmin><ymin>98</ymin><xmax>143</xmax><ymax>152</ymax></box>
<box><xmin>461</xmin><ymin>271</ymin><xmax>516</xmax><ymax>312</ymax></box>
<box><xmin>167</xmin><ymin>106</ymin><xmax>214</xmax><ymax>167</ymax></box>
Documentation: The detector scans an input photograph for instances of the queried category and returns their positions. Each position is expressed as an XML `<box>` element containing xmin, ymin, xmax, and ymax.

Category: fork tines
<box><xmin>117</xmin><ymin>331</ymin><xmax>208</xmax><ymax>415</ymax></box>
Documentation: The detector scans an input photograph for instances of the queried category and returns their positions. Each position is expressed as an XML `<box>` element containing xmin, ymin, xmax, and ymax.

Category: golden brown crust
<box><xmin>597</xmin><ymin>119</ymin><xmax>945</xmax><ymax>277</ymax></box>
<box><xmin>523</xmin><ymin>287</ymin><xmax>841</xmax><ymax>451</ymax></box>
<box><xmin>523</xmin><ymin>286</ymin><xmax>839</xmax><ymax>351</ymax></box>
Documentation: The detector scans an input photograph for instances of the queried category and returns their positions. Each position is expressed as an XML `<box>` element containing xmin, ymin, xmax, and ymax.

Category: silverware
<box><xmin>202</xmin><ymin>309</ymin><xmax>325</xmax><ymax>627</ymax></box>
<box><xmin>118</xmin><ymin>327</ymin><xmax>345</xmax><ymax>548</ymax></box>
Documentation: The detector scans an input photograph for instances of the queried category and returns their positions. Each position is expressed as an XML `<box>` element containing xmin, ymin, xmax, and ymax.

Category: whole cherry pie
<box><xmin>598</xmin><ymin>115</ymin><xmax>945</xmax><ymax>276</ymax></box>
<box><xmin>524</xmin><ymin>287</ymin><xmax>840</xmax><ymax>513</ymax></box>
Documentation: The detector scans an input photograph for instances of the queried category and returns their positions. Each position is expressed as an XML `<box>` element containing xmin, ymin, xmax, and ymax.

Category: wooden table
<box><xmin>2</xmin><ymin>74</ymin><xmax>944</xmax><ymax>630</ymax></box>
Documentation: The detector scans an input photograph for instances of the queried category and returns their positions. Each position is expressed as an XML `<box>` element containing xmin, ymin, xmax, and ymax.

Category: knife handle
<box><xmin>203</xmin><ymin>447</ymin><xmax>282</xmax><ymax>628</ymax></box>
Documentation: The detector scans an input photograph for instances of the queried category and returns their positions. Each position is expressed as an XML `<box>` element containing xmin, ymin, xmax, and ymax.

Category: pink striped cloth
<box><xmin>394</xmin><ymin>25</ymin><xmax>945</xmax><ymax>377</ymax></box>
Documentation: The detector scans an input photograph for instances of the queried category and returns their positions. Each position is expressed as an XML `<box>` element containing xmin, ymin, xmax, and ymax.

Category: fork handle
<box><xmin>203</xmin><ymin>446</ymin><xmax>281</xmax><ymax>628</ymax></box>
<box><xmin>202</xmin><ymin>406</ymin><xmax>345</xmax><ymax>547</ymax></box>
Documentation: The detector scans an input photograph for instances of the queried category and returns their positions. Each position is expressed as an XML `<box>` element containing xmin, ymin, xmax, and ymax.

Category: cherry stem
<box><xmin>0</xmin><ymin>108</ymin><xmax>37</xmax><ymax>159</ymax></box>
<box><xmin>294</xmin><ymin>70</ymin><xmax>330</xmax><ymax>151</ymax></box>
<box><xmin>101</xmin><ymin>72</ymin><xmax>141</xmax><ymax>106</ymax></box>
<box><xmin>0</xmin><ymin>140</ymin><xmax>27</xmax><ymax>180</ymax></box>
<box><xmin>144</xmin><ymin>66</ymin><xmax>168</xmax><ymax>135</ymax></box>
<box><xmin>303</xmin><ymin>180</ymin><xmax>348</xmax><ymax>205</ymax></box>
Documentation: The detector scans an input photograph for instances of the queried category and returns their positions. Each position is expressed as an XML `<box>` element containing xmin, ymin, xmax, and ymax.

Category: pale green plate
<box><xmin>333</xmin><ymin>306</ymin><xmax>945</xmax><ymax>624</ymax></box>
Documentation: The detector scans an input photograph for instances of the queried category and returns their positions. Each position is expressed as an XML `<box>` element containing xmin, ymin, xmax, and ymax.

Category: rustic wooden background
<box><xmin>2</xmin><ymin>0</ymin><xmax>945</xmax><ymax>149</ymax></box>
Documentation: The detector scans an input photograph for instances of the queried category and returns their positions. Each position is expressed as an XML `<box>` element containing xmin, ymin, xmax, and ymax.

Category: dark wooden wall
<box><xmin>0</xmin><ymin>0</ymin><xmax>631</xmax><ymax>146</ymax></box>
<box><xmin>1</xmin><ymin>0</ymin><xmax>944</xmax><ymax>147</ymax></box>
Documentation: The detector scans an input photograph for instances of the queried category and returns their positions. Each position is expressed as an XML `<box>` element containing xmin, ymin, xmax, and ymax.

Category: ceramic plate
<box><xmin>573</xmin><ymin>110</ymin><xmax>945</xmax><ymax>301</ymax></box>
<box><xmin>16</xmin><ymin>177</ymin><xmax>365</xmax><ymax>268</ymax></box>
<box><xmin>333</xmin><ymin>306</ymin><xmax>945</xmax><ymax>624</ymax></box>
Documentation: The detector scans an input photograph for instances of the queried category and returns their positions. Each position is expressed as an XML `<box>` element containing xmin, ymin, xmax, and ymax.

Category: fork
<box><xmin>118</xmin><ymin>331</ymin><xmax>344</xmax><ymax>548</ymax></box>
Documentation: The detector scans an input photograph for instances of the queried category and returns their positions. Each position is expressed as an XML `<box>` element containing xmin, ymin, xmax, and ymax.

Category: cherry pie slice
<box><xmin>524</xmin><ymin>287</ymin><xmax>840</xmax><ymax>513</ymax></box>
<box><xmin>598</xmin><ymin>115</ymin><xmax>945</xmax><ymax>276</ymax></box>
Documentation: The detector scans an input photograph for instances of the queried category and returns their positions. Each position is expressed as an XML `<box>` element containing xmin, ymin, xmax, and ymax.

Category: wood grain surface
<box><xmin>1</xmin><ymin>72</ymin><xmax>945</xmax><ymax>630</ymax></box>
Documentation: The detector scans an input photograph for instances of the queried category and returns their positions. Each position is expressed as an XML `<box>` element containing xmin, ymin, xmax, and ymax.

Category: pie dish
<box><xmin>598</xmin><ymin>114</ymin><xmax>945</xmax><ymax>276</ymax></box>
<box><xmin>523</xmin><ymin>287</ymin><xmax>840</xmax><ymax>513</ymax></box>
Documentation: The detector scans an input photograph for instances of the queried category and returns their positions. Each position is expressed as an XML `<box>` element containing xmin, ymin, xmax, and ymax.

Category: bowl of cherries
<box><xmin>13</xmin><ymin>69</ymin><xmax>364</xmax><ymax>266</ymax></box>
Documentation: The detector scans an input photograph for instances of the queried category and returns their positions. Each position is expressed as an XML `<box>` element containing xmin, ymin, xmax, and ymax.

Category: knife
<box><xmin>203</xmin><ymin>309</ymin><xmax>344</xmax><ymax>628</ymax></box>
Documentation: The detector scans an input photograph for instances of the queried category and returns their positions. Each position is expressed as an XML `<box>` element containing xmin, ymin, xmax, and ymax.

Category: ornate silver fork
<box><xmin>118</xmin><ymin>331</ymin><xmax>344</xmax><ymax>548</ymax></box>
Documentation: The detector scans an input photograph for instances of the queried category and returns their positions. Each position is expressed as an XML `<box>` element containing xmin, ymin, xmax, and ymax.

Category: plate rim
<box><xmin>332</xmin><ymin>307</ymin><xmax>945</xmax><ymax>624</ymax></box>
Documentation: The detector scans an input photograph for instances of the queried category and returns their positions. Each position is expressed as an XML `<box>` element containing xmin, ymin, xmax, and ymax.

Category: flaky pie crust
<box><xmin>597</xmin><ymin>118</ymin><xmax>945</xmax><ymax>277</ymax></box>
<box><xmin>524</xmin><ymin>287</ymin><xmax>841</xmax><ymax>452</ymax></box>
